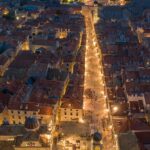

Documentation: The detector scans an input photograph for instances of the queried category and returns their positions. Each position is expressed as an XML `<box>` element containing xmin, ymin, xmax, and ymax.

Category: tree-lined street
<box><xmin>83</xmin><ymin>8</ymin><xmax>116</xmax><ymax>150</ymax></box>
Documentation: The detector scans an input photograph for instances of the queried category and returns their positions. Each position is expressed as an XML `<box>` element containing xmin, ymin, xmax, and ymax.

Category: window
<box><xmin>24</xmin><ymin>111</ymin><xmax>27</xmax><ymax>114</ymax></box>
<box><xmin>12</xmin><ymin>115</ymin><xmax>14</xmax><ymax>119</ymax></box>
<box><xmin>11</xmin><ymin>110</ymin><xmax>13</xmax><ymax>114</ymax></box>
<box><xmin>18</xmin><ymin>111</ymin><xmax>20</xmax><ymax>114</ymax></box>
<box><xmin>13</xmin><ymin>121</ymin><xmax>15</xmax><ymax>124</ymax></box>
<box><xmin>70</xmin><ymin>113</ymin><xmax>72</xmax><ymax>116</ymax></box>
<box><xmin>64</xmin><ymin>112</ymin><xmax>67</xmax><ymax>115</ymax></box>
<box><xmin>18</xmin><ymin>116</ymin><xmax>21</xmax><ymax>119</ymax></box>
<box><xmin>76</xmin><ymin>113</ymin><xmax>78</xmax><ymax>116</ymax></box>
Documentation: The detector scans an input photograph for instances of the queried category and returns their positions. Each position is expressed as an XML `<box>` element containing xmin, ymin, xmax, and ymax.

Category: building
<box><xmin>0</xmin><ymin>117</ymin><xmax>51</xmax><ymax>150</ymax></box>
<box><xmin>7</xmin><ymin>102</ymin><xmax>52</xmax><ymax>125</ymax></box>
<box><xmin>60</xmin><ymin>98</ymin><xmax>83</xmax><ymax>122</ymax></box>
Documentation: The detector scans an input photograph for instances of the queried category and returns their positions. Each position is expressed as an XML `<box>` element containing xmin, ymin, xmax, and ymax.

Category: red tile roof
<box><xmin>61</xmin><ymin>98</ymin><xmax>82</xmax><ymax>109</ymax></box>
<box><xmin>39</xmin><ymin>106</ymin><xmax>52</xmax><ymax>115</ymax></box>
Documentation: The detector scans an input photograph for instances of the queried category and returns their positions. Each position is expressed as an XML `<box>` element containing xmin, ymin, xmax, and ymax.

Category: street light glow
<box><xmin>104</xmin><ymin>95</ymin><xmax>107</xmax><ymax>99</ymax></box>
<box><xmin>16</xmin><ymin>16</ymin><xmax>20</xmax><ymax>20</ymax></box>
<box><xmin>109</xmin><ymin>125</ymin><xmax>113</xmax><ymax>129</ymax></box>
<box><xmin>93</xmin><ymin>41</ymin><xmax>96</xmax><ymax>46</ymax></box>
<box><xmin>101</xmin><ymin>91</ymin><xmax>104</xmax><ymax>95</ymax></box>
<box><xmin>105</xmin><ymin>108</ymin><xmax>109</xmax><ymax>113</ymax></box>
<box><xmin>79</xmin><ymin>118</ymin><xmax>85</xmax><ymax>123</ymax></box>
<box><xmin>113</xmin><ymin>106</ymin><xmax>118</xmax><ymax>112</ymax></box>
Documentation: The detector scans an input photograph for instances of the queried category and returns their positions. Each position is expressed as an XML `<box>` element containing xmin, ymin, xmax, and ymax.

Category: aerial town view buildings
<box><xmin>0</xmin><ymin>0</ymin><xmax>149</xmax><ymax>150</ymax></box>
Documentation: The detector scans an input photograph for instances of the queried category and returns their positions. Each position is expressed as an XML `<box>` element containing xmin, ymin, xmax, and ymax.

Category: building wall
<box><xmin>0</xmin><ymin>108</ymin><xmax>9</xmax><ymax>124</ymax></box>
<box><xmin>60</xmin><ymin>108</ymin><xmax>83</xmax><ymax>122</ymax></box>
<box><xmin>7</xmin><ymin>109</ymin><xmax>51</xmax><ymax>125</ymax></box>
<box><xmin>126</xmin><ymin>94</ymin><xmax>146</xmax><ymax>107</ymax></box>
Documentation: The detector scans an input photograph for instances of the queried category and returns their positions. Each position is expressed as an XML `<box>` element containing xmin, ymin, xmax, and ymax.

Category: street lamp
<box><xmin>93</xmin><ymin>41</ymin><xmax>96</xmax><ymax>46</ymax></box>
<box><xmin>113</xmin><ymin>106</ymin><xmax>118</xmax><ymax>113</ymax></box>
<box><xmin>104</xmin><ymin>95</ymin><xmax>107</xmax><ymax>99</ymax></box>
<box><xmin>101</xmin><ymin>91</ymin><xmax>104</xmax><ymax>95</ymax></box>
<box><xmin>16</xmin><ymin>16</ymin><xmax>20</xmax><ymax>20</ymax></box>
<box><xmin>109</xmin><ymin>125</ymin><xmax>113</xmax><ymax>129</ymax></box>
<box><xmin>79</xmin><ymin>118</ymin><xmax>85</xmax><ymax>123</ymax></box>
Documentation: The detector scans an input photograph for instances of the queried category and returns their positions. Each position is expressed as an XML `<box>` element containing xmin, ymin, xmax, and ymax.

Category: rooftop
<box><xmin>118</xmin><ymin>132</ymin><xmax>140</xmax><ymax>150</ymax></box>
<box><xmin>61</xmin><ymin>98</ymin><xmax>83</xmax><ymax>109</ymax></box>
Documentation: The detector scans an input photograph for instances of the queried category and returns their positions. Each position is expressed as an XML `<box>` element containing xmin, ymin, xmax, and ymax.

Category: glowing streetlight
<box><xmin>93</xmin><ymin>41</ymin><xmax>96</xmax><ymax>46</ymax></box>
<box><xmin>3</xmin><ymin>9</ymin><xmax>9</xmax><ymax>16</ymax></box>
<box><xmin>114</xmin><ymin>134</ymin><xmax>118</xmax><ymax>138</ymax></box>
<box><xmin>104</xmin><ymin>95</ymin><xmax>107</xmax><ymax>99</ymax></box>
<box><xmin>113</xmin><ymin>106</ymin><xmax>118</xmax><ymax>112</ymax></box>
<box><xmin>79</xmin><ymin>118</ymin><xmax>85</xmax><ymax>123</ymax></box>
<box><xmin>101</xmin><ymin>91</ymin><xmax>104</xmax><ymax>95</ymax></box>
<box><xmin>109</xmin><ymin>125</ymin><xmax>113</xmax><ymax>129</ymax></box>
<box><xmin>16</xmin><ymin>16</ymin><xmax>20</xmax><ymax>20</ymax></box>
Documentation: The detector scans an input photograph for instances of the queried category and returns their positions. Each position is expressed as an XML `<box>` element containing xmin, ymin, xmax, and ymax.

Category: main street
<box><xmin>83</xmin><ymin>7</ymin><xmax>116</xmax><ymax>150</ymax></box>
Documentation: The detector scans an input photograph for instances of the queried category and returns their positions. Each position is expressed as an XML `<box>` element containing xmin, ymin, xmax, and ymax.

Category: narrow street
<box><xmin>83</xmin><ymin>8</ymin><xmax>116</xmax><ymax>150</ymax></box>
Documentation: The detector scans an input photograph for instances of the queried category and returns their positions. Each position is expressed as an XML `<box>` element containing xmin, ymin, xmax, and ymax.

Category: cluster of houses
<box><xmin>97</xmin><ymin>0</ymin><xmax>150</xmax><ymax>149</ymax></box>
<box><xmin>0</xmin><ymin>1</ymin><xmax>86</xmax><ymax>149</ymax></box>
